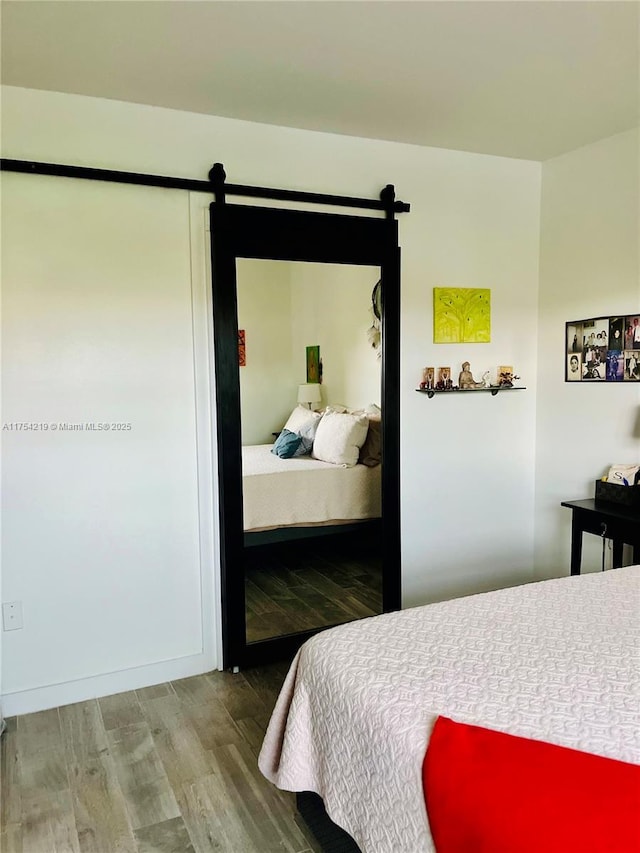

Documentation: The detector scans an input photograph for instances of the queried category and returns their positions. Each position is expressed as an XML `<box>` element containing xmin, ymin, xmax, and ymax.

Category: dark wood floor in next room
<box><xmin>245</xmin><ymin>535</ymin><xmax>383</xmax><ymax>643</ymax></box>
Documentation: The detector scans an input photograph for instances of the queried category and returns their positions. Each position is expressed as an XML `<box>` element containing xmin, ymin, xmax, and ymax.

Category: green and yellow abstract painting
<box><xmin>433</xmin><ymin>287</ymin><xmax>491</xmax><ymax>343</ymax></box>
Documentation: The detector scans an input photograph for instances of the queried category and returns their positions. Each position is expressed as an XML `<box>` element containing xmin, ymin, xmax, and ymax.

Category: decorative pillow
<box><xmin>283</xmin><ymin>405</ymin><xmax>322</xmax><ymax>435</ymax></box>
<box><xmin>359</xmin><ymin>415</ymin><xmax>382</xmax><ymax>467</ymax></box>
<box><xmin>271</xmin><ymin>429</ymin><xmax>302</xmax><ymax>459</ymax></box>
<box><xmin>291</xmin><ymin>417</ymin><xmax>320</xmax><ymax>457</ymax></box>
<box><xmin>312</xmin><ymin>408</ymin><xmax>369</xmax><ymax>467</ymax></box>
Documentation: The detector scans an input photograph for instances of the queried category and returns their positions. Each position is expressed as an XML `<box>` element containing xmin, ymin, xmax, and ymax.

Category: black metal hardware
<box><xmin>1</xmin><ymin>157</ymin><xmax>214</xmax><ymax>193</ymax></box>
<box><xmin>208</xmin><ymin>162</ymin><xmax>227</xmax><ymax>205</ymax></box>
<box><xmin>1</xmin><ymin>158</ymin><xmax>410</xmax><ymax>215</ymax></box>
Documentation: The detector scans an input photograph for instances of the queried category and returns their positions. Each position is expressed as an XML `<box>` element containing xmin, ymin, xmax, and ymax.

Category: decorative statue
<box><xmin>458</xmin><ymin>361</ymin><xmax>481</xmax><ymax>389</ymax></box>
<box><xmin>481</xmin><ymin>370</ymin><xmax>491</xmax><ymax>388</ymax></box>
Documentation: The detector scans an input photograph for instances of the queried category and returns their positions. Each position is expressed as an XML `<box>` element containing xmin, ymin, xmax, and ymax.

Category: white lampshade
<box><xmin>297</xmin><ymin>383</ymin><xmax>322</xmax><ymax>407</ymax></box>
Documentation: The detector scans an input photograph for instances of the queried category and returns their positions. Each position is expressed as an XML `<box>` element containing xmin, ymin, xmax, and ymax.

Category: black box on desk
<box><xmin>594</xmin><ymin>479</ymin><xmax>640</xmax><ymax>511</ymax></box>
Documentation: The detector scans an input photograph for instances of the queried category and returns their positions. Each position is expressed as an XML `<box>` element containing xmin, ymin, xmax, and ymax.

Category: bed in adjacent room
<box><xmin>259</xmin><ymin>566</ymin><xmax>640</xmax><ymax>852</ymax></box>
<box><xmin>242</xmin><ymin>404</ymin><xmax>382</xmax><ymax>536</ymax></box>
<box><xmin>242</xmin><ymin>443</ymin><xmax>381</xmax><ymax>532</ymax></box>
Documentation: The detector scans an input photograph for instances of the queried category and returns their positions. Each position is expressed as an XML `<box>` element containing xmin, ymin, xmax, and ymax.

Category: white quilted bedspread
<box><xmin>242</xmin><ymin>444</ymin><xmax>381</xmax><ymax>531</ymax></box>
<box><xmin>259</xmin><ymin>567</ymin><xmax>640</xmax><ymax>852</ymax></box>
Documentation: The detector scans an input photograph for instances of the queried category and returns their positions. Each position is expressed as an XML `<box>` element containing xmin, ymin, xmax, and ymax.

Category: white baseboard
<box><xmin>2</xmin><ymin>652</ymin><xmax>219</xmax><ymax>717</ymax></box>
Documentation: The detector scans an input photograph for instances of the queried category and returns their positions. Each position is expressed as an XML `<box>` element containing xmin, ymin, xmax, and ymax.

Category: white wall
<box><xmin>400</xmin><ymin>151</ymin><xmax>541</xmax><ymax>605</ymax></box>
<box><xmin>2</xmin><ymin>86</ymin><xmax>542</xmax><ymax>711</ymax></box>
<box><xmin>237</xmin><ymin>258</ymin><xmax>381</xmax><ymax>444</ymax></box>
<box><xmin>290</xmin><ymin>263</ymin><xmax>381</xmax><ymax>411</ymax></box>
<box><xmin>237</xmin><ymin>260</ymin><xmax>381</xmax><ymax>444</ymax></box>
<box><xmin>534</xmin><ymin>129</ymin><xmax>640</xmax><ymax>578</ymax></box>
<box><xmin>237</xmin><ymin>259</ymin><xmax>296</xmax><ymax>445</ymax></box>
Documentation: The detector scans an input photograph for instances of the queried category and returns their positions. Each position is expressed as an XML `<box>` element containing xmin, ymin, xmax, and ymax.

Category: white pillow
<box><xmin>283</xmin><ymin>405</ymin><xmax>322</xmax><ymax>434</ymax></box>
<box><xmin>312</xmin><ymin>407</ymin><xmax>369</xmax><ymax>467</ymax></box>
<box><xmin>291</xmin><ymin>417</ymin><xmax>321</xmax><ymax>457</ymax></box>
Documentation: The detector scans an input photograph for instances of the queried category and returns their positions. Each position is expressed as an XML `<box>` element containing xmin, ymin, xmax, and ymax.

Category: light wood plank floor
<box><xmin>245</xmin><ymin>537</ymin><xmax>383</xmax><ymax>644</ymax></box>
<box><xmin>1</xmin><ymin>662</ymin><xmax>321</xmax><ymax>853</ymax></box>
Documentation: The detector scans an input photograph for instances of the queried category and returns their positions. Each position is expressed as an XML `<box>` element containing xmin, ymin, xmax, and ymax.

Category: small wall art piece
<box><xmin>434</xmin><ymin>287</ymin><xmax>491</xmax><ymax>344</ymax></box>
<box><xmin>421</xmin><ymin>367</ymin><xmax>435</xmax><ymax>390</ymax></box>
<box><xmin>565</xmin><ymin>314</ymin><xmax>639</xmax><ymax>382</ymax></box>
<box><xmin>497</xmin><ymin>365</ymin><xmax>519</xmax><ymax>386</ymax></box>
<box><xmin>306</xmin><ymin>345</ymin><xmax>321</xmax><ymax>383</ymax></box>
<box><xmin>238</xmin><ymin>329</ymin><xmax>246</xmax><ymax>366</ymax></box>
<box><xmin>437</xmin><ymin>366</ymin><xmax>452</xmax><ymax>389</ymax></box>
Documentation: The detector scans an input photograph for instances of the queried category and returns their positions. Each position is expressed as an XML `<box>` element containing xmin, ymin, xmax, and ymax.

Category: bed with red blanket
<box><xmin>259</xmin><ymin>567</ymin><xmax>640</xmax><ymax>852</ymax></box>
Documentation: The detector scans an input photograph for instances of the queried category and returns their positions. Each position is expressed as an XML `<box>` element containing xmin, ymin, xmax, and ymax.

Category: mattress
<box><xmin>242</xmin><ymin>444</ymin><xmax>381</xmax><ymax>532</ymax></box>
<box><xmin>259</xmin><ymin>566</ymin><xmax>640</xmax><ymax>853</ymax></box>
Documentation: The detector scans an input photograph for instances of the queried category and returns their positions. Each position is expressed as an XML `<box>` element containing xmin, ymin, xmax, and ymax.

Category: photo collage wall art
<box><xmin>566</xmin><ymin>315</ymin><xmax>640</xmax><ymax>382</ymax></box>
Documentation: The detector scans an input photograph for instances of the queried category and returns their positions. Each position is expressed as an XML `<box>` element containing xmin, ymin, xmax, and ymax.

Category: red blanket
<box><xmin>423</xmin><ymin>716</ymin><xmax>640</xmax><ymax>852</ymax></box>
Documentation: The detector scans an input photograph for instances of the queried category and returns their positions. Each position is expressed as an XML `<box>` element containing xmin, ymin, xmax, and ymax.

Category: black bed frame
<box><xmin>244</xmin><ymin>518</ymin><xmax>381</xmax><ymax>548</ymax></box>
<box><xmin>296</xmin><ymin>793</ymin><xmax>362</xmax><ymax>853</ymax></box>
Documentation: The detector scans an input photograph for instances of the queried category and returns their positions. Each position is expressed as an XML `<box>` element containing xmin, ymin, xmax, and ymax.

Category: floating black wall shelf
<box><xmin>416</xmin><ymin>386</ymin><xmax>526</xmax><ymax>398</ymax></box>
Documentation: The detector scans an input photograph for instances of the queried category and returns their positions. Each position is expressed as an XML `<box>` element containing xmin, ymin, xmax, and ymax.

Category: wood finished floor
<box><xmin>1</xmin><ymin>661</ymin><xmax>322</xmax><ymax>853</ymax></box>
<box><xmin>244</xmin><ymin>538</ymin><xmax>383</xmax><ymax>644</ymax></box>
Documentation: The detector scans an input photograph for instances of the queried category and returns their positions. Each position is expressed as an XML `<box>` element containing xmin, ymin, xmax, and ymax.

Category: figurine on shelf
<box><xmin>458</xmin><ymin>361</ymin><xmax>485</xmax><ymax>389</ymax></box>
<box><xmin>481</xmin><ymin>370</ymin><xmax>491</xmax><ymax>388</ymax></box>
<box><xmin>458</xmin><ymin>361</ymin><xmax>487</xmax><ymax>389</ymax></box>
<box><xmin>458</xmin><ymin>362</ymin><xmax>474</xmax><ymax>389</ymax></box>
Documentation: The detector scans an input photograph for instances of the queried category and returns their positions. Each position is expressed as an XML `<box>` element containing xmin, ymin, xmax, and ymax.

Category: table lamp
<box><xmin>297</xmin><ymin>383</ymin><xmax>322</xmax><ymax>410</ymax></box>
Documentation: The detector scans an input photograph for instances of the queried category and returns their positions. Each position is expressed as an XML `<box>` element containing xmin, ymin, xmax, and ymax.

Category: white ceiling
<box><xmin>2</xmin><ymin>1</ymin><xmax>638</xmax><ymax>161</ymax></box>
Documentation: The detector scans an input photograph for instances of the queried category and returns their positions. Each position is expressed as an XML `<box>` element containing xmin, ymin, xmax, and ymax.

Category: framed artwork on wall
<box><xmin>433</xmin><ymin>287</ymin><xmax>491</xmax><ymax>343</ymax></box>
<box><xmin>306</xmin><ymin>345</ymin><xmax>320</xmax><ymax>383</ymax></box>
<box><xmin>565</xmin><ymin>314</ymin><xmax>639</xmax><ymax>382</ymax></box>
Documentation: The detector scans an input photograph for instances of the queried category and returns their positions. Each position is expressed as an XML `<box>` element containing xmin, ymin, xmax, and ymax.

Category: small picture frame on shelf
<box><xmin>498</xmin><ymin>365</ymin><xmax>514</xmax><ymax>386</ymax></box>
<box><xmin>437</xmin><ymin>366</ymin><xmax>452</xmax><ymax>389</ymax></box>
<box><xmin>421</xmin><ymin>367</ymin><xmax>435</xmax><ymax>390</ymax></box>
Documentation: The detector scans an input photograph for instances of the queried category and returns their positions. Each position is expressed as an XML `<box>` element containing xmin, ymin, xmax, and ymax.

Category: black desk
<box><xmin>561</xmin><ymin>499</ymin><xmax>640</xmax><ymax>575</ymax></box>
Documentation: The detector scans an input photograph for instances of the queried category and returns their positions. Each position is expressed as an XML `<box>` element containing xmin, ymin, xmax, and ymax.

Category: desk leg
<box><xmin>570</xmin><ymin>513</ymin><xmax>583</xmax><ymax>576</ymax></box>
<box><xmin>612</xmin><ymin>540</ymin><xmax>623</xmax><ymax>569</ymax></box>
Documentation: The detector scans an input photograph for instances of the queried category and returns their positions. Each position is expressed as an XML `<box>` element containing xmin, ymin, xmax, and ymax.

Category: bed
<box><xmin>242</xmin><ymin>404</ymin><xmax>382</xmax><ymax>537</ymax></box>
<box><xmin>242</xmin><ymin>443</ymin><xmax>381</xmax><ymax>533</ymax></box>
<box><xmin>259</xmin><ymin>566</ymin><xmax>640</xmax><ymax>852</ymax></box>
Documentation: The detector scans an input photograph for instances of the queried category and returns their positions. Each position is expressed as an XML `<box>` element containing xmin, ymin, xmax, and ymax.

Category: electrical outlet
<box><xmin>2</xmin><ymin>601</ymin><xmax>23</xmax><ymax>631</ymax></box>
